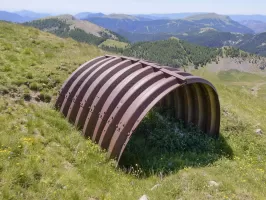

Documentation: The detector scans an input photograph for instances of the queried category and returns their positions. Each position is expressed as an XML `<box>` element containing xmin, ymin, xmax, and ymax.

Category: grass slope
<box><xmin>0</xmin><ymin>21</ymin><xmax>102</xmax><ymax>100</ymax></box>
<box><xmin>1</xmin><ymin>21</ymin><xmax>266</xmax><ymax>199</ymax></box>
<box><xmin>99</xmin><ymin>39</ymin><xmax>129</xmax><ymax>53</ymax></box>
<box><xmin>99</xmin><ymin>39</ymin><xmax>129</xmax><ymax>49</ymax></box>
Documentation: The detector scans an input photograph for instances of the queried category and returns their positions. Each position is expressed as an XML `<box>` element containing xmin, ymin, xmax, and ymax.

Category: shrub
<box><xmin>3</xmin><ymin>64</ymin><xmax>12</xmax><ymax>72</ymax></box>
<box><xmin>0</xmin><ymin>86</ymin><xmax>9</xmax><ymax>95</ymax></box>
<box><xmin>23</xmin><ymin>93</ymin><xmax>31</xmax><ymax>101</ymax></box>
<box><xmin>26</xmin><ymin>72</ymin><xmax>33</xmax><ymax>79</ymax></box>
<box><xmin>23</xmin><ymin>48</ymin><xmax>32</xmax><ymax>55</ymax></box>
<box><xmin>39</xmin><ymin>92</ymin><xmax>52</xmax><ymax>103</ymax></box>
<box><xmin>29</xmin><ymin>82</ymin><xmax>39</xmax><ymax>91</ymax></box>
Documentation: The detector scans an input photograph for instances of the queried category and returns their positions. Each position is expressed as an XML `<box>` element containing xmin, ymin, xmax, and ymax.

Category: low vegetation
<box><xmin>0</xmin><ymin>21</ymin><xmax>103</xmax><ymax>101</ymax></box>
<box><xmin>99</xmin><ymin>39</ymin><xmax>129</xmax><ymax>53</ymax></box>
<box><xmin>1</xmin><ymin>21</ymin><xmax>266</xmax><ymax>199</ymax></box>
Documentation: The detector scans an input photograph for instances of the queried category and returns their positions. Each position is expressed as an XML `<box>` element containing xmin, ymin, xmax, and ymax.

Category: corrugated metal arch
<box><xmin>55</xmin><ymin>55</ymin><xmax>220</xmax><ymax>161</ymax></box>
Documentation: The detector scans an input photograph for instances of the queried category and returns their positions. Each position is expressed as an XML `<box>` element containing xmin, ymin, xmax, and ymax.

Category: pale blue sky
<box><xmin>1</xmin><ymin>0</ymin><xmax>266</xmax><ymax>15</ymax></box>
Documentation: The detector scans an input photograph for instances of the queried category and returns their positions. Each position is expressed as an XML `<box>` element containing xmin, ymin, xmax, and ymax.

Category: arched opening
<box><xmin>118</xmin><ymin>85</ymin><xmax>228</xmax><ymax>177</ymax></box>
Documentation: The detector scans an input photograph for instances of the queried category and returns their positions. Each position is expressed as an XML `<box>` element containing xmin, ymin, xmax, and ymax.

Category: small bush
<box><xmin>23</xmin><ymin>93</ymin><xmax>31</xmax><ymax>101</ymax></box>
<box><xmin>39</xmin><ymin>93</ymin><xmax>52</xmax><ymax>103</ymax></box>
<box><xmin>23</xmin><ymin>48</ymin><xmax>32</xmax><ymax>55</ymax></box>
<box><xmin>26</xmin><ymin>72</ymin><xmax>33</xmax><ymax>79</ymax></box>
<box><xmin>0</xmin><ymin>86</ymin><xmax>9</xmax><ymax>95</ymax></box>
<box><xmin>29</xmin><ymin>82</ymin><xmax>39</xmax><ymax>91</ymax></box>
<box><xmin>3</xmin><ymin>64</ymin><xmax>12</xmax><ymax>72</ymax></box>
<box><xmin>13</xmin><ymin>79</ymin><xmax>25</xmax><ymax>86</ymax></box>
<box><xmin>44</xmin><ymin>94</ymin><xmax>52</xmax><ymax>103</ymax></box>
<box><xmin>45</xmin><ymin>52</ymin><xmax>54</xmax><ymax>58</ymax></box>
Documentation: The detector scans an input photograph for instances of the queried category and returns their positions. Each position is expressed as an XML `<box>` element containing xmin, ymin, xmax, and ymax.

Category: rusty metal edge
<box><xmin>93</xmin><ymin>66</ymin><xmax>155</xmax><ymax>143</ymax></box>
<box><xmin>67</xmin><ymin>57</ymin><xmax>122</xmax><ymax>124</ymax></box>
<box><xmin>60</xmin><ymin>57</ymin><xmax>113</xmax><ymax>116</ymax></box>
<box><xmin>75</xmin><ymin>58</ymin><xmax>130</xmax><ymax>129</ymax></box>
<box><xmin>55</xmin><ymin>56</ymin><xmax>107</xmax><ymax>109</ymax></box>
<box><xmin>98</xmin><ymin>71</ymin><xmax>168</xmax><ymax>149</ymax></box>
<box><xmin>81</xmin><ymin>60</ymin><xmax>136</xmax><ymax>138</ymax></box>
<box><xmin>83</xmin><ymin>62</ymin><xmax>144</xmax><ymax>140</ymax></box>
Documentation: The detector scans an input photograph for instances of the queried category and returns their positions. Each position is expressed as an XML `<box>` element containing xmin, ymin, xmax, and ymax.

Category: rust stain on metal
<box><xmin>55</xmin><ymin>55</ymin><xmax>221</xmax><ymax>162</ymax></box>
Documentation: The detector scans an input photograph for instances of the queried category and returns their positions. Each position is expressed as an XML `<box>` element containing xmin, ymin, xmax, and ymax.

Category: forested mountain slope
<box><xmin>123</xmin><ymin>38</ymin><xmax>266</xmax><ymax>70</ymax></box>
<box><xmin>24</xmin><ymin>15</ymin><xmax>127</xmax><ymax>46</ymax></box>
<box><xmin>237</xmin><ymin>32</ymin><xmax>266</xmax><ymax>56</ymax></box>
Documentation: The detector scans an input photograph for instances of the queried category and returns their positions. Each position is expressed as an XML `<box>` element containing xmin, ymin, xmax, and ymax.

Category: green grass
<box><xmin>99</xmin><ymin>39</ymin><xmax>129</xmax><ymax>49</ymax></box>
<box><xmin>258</xmin><ymin>84</ymin><xmax>266</xmax><ymax>100</ymax></box>
<box><xmin>0</xmin><ymin>21</ymin><xmax>103</xmax><ymax>101</ymax></box>
<box><xmin>1</xmin><ymin>21</ymin><xmax>266</xmax><ymax>199</ymax></box>
<box><xmin>194</xmin><ymin>67</ymin><xmax>266</xmax><ymax>100</ymax></box>
<box><xmin>217</xmin><ymin>69</ymin><xmax>265</xmax><ymax>82</ymax></box>
<box><xmin>120</xmin><ymin>108</ymin><xmax>233</xmax><ymax>175</ymax></box>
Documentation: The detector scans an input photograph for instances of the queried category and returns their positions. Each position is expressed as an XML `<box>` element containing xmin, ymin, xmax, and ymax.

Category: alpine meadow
<box><xmin>1</xmin><ymin>1</ymin><xmax>266</xmax><ymax>199</ymax></box>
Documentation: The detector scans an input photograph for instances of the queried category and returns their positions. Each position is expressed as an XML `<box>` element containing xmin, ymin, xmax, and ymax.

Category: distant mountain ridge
<box><xmin>42</xmin><ymin>14</ymin><xmax>116</xmax><ymax>38</ymax></box>
<box><xmin>184</xmin><ymin>13</ymin><xmax>254</xmax><ymax>33</ymax></box>
<box><xmin>2</xmin><ymin>10</ymin><xmax>266</xmax><ymax>57</ymax></box>
<box><xmin>15</xmin><ymin>10</ymin><xmax>50</xmax><ymax>19</ymax></box>
<box><xmin>133</xmin><ymin>13</ymin><xmax>206</xmax><ymax>20</ymax></box>
<box><xmin>85</xmin><ymin>13</ymin><xmax>254</xmax><ymax>35</ymax></box>
<box><xmin>230</xmin><ymin>15</ymin><xmax>266</xmax><ymax>23</ymax></box>
<box><xmin>119</xmin><ymin>29</ymin><xmax>266</xmax><ymax>56</ymax></box>
<box><xmin>237</xmin><ymin>32</ymin><xmax>266</xmax><ymax>56</ymax></box>
<box><xmin>239</xmin><ymin>20</ymin><xmax>266</xmax><ymax>33</ymax></box>
<box><xmin>0</xmin><ymin>10</ymin><xmax>50</xmax><ymax>23</ymax></box>
<box><xmin>75</xmin><ymin>12</ymin><xmax>105</xmax><ymax>19</ymax></box>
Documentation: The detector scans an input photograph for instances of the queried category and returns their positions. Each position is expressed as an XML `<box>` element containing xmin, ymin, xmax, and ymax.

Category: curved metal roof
<box><xmin>55</xmin><ymin>55</ymin><xmax>220</xmax><ymax>161</ymax></box>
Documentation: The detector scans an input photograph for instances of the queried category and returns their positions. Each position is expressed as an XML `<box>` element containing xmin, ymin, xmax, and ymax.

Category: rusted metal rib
<box><xmin>83</xmin><ymin>62</ymin><xmax>144</xmax><ymax>140</ymax></box>
<box><xmin>55</xmin><ymin>56</ymin><xmax>107</xmax><ymax>109</ymax></box>
<box><xmin>67</xmin><ymin>57</ymin><xmax>121</xmax><ymax>124</ymax></box>
<box><xmin>93</xmin><ymin>66</ymin><xmax>154</xmax><ymax>142</ymax></box>
<box><xmin>99</xmin><ymin>71</ymin><xmax>165</xmax><ymax>149</ymax></box>
<box><xmin>75</xmin><ymin>58</ymin><xmax>131</xmax><ymax>129</ymax></box>
<box><xmin>56</xmin><ymin>55</ymin><xmax>220</xmax><ymax>161</ymax></box>
<box><xmin>60</xmin><ymin>57</ymin><xmax>113</xmax><ymax>115</ymax></box>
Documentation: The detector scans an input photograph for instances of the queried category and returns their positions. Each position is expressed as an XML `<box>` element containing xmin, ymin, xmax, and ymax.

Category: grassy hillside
<box><xmin>1</xmin><ymin>21</ymin><xmax>266</xmax><ymax>199</ymax></box>
<box><xmin>24</xmin><ymin>15</ymin><xmax>127</xmax><ymax>46</ymax></box>
<box><xmin>0</xmin><ymin>21</ymin><xmax>103</xmax><ymax>101</ymax></box>
<box><xmin>99</xmin><ymin>39</ymin><xmax>129</xmax><ymax>53</ymax></box>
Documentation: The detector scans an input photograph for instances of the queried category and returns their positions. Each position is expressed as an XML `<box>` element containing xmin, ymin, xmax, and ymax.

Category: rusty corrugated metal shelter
<box><xmin>55</xmin><ymin>55</ymin><xmax>220</xmax><ymax>161</ymax></box>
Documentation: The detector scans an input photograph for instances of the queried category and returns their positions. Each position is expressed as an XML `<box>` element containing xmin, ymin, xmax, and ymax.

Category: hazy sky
<box><xmin>1</xmin><ymin>0</ymin><xmax>266</xmax><ymax>15</ymax></box>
